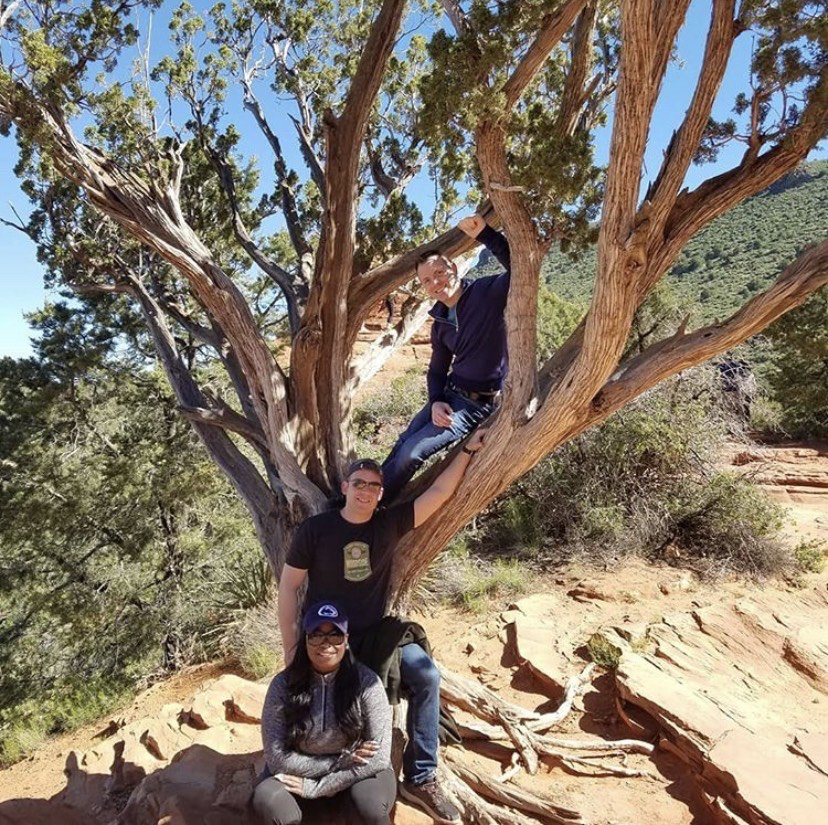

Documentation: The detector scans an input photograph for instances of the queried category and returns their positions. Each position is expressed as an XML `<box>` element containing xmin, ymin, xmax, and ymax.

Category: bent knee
<box><xmin>252</xmin><ymin>779</ymin><xmax>302</xmax><ymax>825</ymax></box>
<box><xmin>350</xmin><ymin>787</ymin><xmax>393</xmax><ymax>824</ymax></box>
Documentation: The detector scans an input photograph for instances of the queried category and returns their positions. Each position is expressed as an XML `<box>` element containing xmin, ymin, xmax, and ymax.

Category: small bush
<box><xmin>794</xmin><ymin>539</ymin><xmax>827</xmax><ymax>574</ymax></box>
<box><xmin>219</xmin><ymin>599</ymin><xmax>282</xmax><ymax>680</ymax></box>
<box><xmin>353</xmin><ymin>371</ymin><xmax>427</xmax><ymax>458</ymax></box>
<box><xmin>0</xmin><ymin>677</ymin><xmax>129</xmax><ymax>767</ymax></box>
<box><xmin>418</xmin><ymin>541</ymin><xmax>532</xmax><ymax>612</ymax></box>
<box><xmin>586</xmin><ymin>633</ymin><xmax>622</xmax><ymax>669</ymax></box>
<box><xmin>461</xmin><ymin>560</ymin><xmax>530</xmax><ymax>613</ymax></box>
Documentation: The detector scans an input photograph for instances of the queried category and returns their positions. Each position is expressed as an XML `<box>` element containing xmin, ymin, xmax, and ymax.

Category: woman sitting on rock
<box><xmin>253</xmin><ymin>601</ymin><xmax>395</xmax><ymax>825</ymax></box>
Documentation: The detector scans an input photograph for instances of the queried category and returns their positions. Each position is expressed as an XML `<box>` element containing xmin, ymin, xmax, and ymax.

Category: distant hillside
<box><xmin>541</xmin><ymin>160</ymin><xmax>828</xmax><ymax>323</ymax></box>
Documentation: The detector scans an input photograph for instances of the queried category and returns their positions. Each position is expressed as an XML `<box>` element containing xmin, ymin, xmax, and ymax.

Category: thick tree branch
<box><xmin>0</xmin><ymin>84</ymin><xmax>326</xmax><ymax>510</ymax></box>
<box><xmin>535</xmin><ymin>0</ymin><xmax>692</xmax><ymax>430</ymax></box>
<box><xmin>291</xmin><ymin>0</ymin><xmax>408</xmax><ymax>485</ymax></box>
<box><xmin>350</xmin><ymin>224</ymin><xmax>481</xmax><ymax>314</ymax></box>
<box><xmin>593</xmin><ymin>239</ymin><xmax>828</xmax><ymax>417</ymax></box>
<box><xmin>336</xmin><ymin>0</ymin><xmax>408</xmax><ymax>158</ymax></box>
<box><xmin>502</xmin><ymin>0</ymin><xmax>588</xmax><ymax>109</ymax></box>
<box><xmin>476</xmin><ymin>123</ymin><xmax>544</xmax><ymax>421</ymax></box>
<box><xmin>179</xmin><ymin>404</ymin><xmax>268</xmax><ymax>449</ymax></box>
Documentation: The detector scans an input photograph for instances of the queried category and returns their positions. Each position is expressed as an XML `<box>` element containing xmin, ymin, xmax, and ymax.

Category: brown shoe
<box><xmin>399</xmin><ymin>779</ymin><xmax>461</xmax><ymax>824</ymax></box>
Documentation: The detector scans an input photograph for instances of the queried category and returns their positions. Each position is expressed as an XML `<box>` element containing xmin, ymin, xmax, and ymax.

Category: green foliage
<box><xmin>418</xmin><ymin>1</ymin><xmax>611</xmax><ymax>242</ymax></box>
<box><xmin>764</xmin><ymin>285</ymin><xmax>828</xmax><ymax>437</ymax></box>
<box><xmin>0</xmin><ymin>322</ymin><xmax>261</xmax><ymax>763</ymax></box>
<box><xmin>473</xmin><ymin>369</ymin><xmax>791</xmax><ymax>577</ymax></box>
<box><xmin>419</xmin><ymin>538</ymin><xmax>532</xmax><ymax>613</ymax></box>
<box><xmin>353</xmin><ymin>369</ymin><xmax>427</xmax><ymax>459</ymax></box>
<box><xmin>218</xmin><ymin>599</ymin><xmax>282</xmax><ymax>680</ymax></box>
<box><xmin>536</xmin><ymin>287</ymin><xmax>582</xmax><ymax>360</ymax></box>
<box><xmin>544</xmin><ymin>162</ymin><xmax>828</xmax><ymax>324</ymax></box>
<box><xmin>793</xmin><ymin>539</ymin><xmax>827</xmax><ymax>574</ymax></box>
<box><xmin>586</xmin><ymin>633</ymin><xmax>622</xmax><ymax>670</ymax></box>
<box><xmin>0</xmin><ymin>677</ymin><xmax>129</xmax><ymax>768</ymax></box>
<box><xmin>459</xmin><ymin>559</ymin><xmax>529</xmax><ymax>613</ymax></box>
<box><xmin>794</xmin><ymin>539</ymin><xmax>828</xmax><ymax>573</ymax></box>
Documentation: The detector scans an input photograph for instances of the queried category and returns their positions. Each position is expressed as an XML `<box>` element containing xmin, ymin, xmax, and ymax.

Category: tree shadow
<box><xmin>0</xmin><ymin>743</ymin><xmax>409</xmax><ymax>825</ymax></box>
<box><xmin>0</xmin><ymin>744</ymin><xmax>265</xmax><ymax>825</ymax></box>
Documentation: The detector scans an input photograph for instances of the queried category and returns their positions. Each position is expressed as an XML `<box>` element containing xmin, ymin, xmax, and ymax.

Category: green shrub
<box><xmin>474</xmin><ymin>369</ymin><xmax>790</xmax><ymax>577</ymax></box>
<box><xmin>765</xmin><ymin>285</ymin><xmax>828</xmax><ymax>438</ymax></box>
<box><xmin>0</xmin><ymin>677</ymin><xmax>129</xmax><ymax>767</ymax></box>
<box><xmin>353</xmin><ymin>370</ymin><xmax>427</xmax><ymax>458</ymax></box>
<box><xmin>418</xmin><ymin>543</ymin><xmax>532</xmax><ymax>612</ymax></box>
<box><xmin>218</xmin><ymin>599</ymin><xmax>282</xmax><ymax>680</ymax></box>
<box><xmin>460</xmin><ymin>559</ymin><xmax>530</xmax><ymax>613</ymax></box>
<box><xmin>586</xmin><ymin>633</ymin><xmax>622</xmax><ymax>669</ymax></box>
<box><xmin>793</xmin><ymin>539</ymin><xmax>827</xmax><ymax>574</ymax></box>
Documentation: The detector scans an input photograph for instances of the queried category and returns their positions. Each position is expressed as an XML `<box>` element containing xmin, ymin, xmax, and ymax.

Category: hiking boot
<box><xmin>399</xmin><ymin>778</ymin><xmax>461</xmax><ymax>824</ymax></box>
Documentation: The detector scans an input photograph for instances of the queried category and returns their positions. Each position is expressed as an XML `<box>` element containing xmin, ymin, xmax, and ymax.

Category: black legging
<box><xmin>252</xmin><ymin>768</ymin><xmax>397</xmax><ymax>825</ymax></box>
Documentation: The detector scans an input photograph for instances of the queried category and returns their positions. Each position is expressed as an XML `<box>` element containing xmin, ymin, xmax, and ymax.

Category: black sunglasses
<box><xmin>307</xmin><ymin>630</ymin><xmax>346</xmax><ymax>647</ymax></box>
<box><xmin>348</xmin><ymin>478</ymin><xmax>382</xmax><ymax>491</ymax></box>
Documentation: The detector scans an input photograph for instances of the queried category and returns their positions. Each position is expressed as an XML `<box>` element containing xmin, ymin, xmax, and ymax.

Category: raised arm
<box><xmin>459</xmin><ymin>215</ymin><xmax>511</xmax><ymax>274</ymax></box>
<box><xmin>413</xmin><ymin>428</ymin><xmax>485</xmax><ymax>527</ymax></box>
<box><xmin>300</xmin><ymin>672</ymin><xmax>393</xmax><ymax>798</ymax></box>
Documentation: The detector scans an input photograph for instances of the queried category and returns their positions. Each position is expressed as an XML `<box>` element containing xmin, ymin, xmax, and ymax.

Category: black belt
<box><xmin>447</xmin><ymin>381</ymin><xmax>500</xmax><ymax>403</ymax></box>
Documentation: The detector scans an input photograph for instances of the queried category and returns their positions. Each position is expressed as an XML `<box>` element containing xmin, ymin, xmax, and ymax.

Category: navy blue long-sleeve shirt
<box><xmin>426</xmin><ymin>225</ymin><xmax>511</xmax><ymax>403</ymax></box>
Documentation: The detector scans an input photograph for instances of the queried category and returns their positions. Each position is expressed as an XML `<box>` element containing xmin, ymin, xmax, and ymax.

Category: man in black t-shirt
<box><xmin>279</xmin><ymin>430</ymin><xmax>485</xmax><ymax>824</ymax></box>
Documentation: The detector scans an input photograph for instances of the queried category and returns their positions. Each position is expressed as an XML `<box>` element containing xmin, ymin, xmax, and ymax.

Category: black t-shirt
<box><xmin>286</xmin><ymin>502</ymin><xmax>416</xmax><ymax>636</ymax></box>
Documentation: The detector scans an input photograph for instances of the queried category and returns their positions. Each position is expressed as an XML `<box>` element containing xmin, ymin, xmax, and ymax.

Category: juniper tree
<box><xmin>1</xmin><ymin>0</ymin><xmax>825</xmax><ymax>602</ymax></box>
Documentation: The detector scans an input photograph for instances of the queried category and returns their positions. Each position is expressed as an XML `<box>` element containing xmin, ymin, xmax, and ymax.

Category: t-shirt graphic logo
<box><xmin>343</xmin><ymin>541</ymin><xmax>372</xmax><ymax>582</ymax></box>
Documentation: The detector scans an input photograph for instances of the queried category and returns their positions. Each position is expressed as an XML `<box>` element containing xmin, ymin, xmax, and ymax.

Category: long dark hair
<box><xmin>283</xmin><ymin>634</ymin><xmax>364</xmax><ymax>750</ymax></box>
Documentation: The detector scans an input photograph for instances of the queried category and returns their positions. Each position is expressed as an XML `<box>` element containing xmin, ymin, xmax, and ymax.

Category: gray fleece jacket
<box><xmin>261</xmin><ymin>661</ymin><xmax>392</xmax><ymax>798</ymax></box>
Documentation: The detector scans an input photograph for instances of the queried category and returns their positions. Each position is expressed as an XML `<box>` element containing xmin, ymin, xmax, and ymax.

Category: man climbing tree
<box><xmin>381</xmin><ymin>213</ymin><xmax>509</xmax><ymax>501</ymax></box>
<box><xmin>1</xmin><ymin>0</ymin><xmax>826</xmax><ymax>817</ymax></box>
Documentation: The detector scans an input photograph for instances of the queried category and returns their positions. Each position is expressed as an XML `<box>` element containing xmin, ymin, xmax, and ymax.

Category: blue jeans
<box><xmin>381</xmin><ymin>389</ymin><xmax>493</xmax><ymax>501</ymax></box>
<box><xmin>399</xmin><ymin>642</ymin><xmax>441</xmax><ymax>785</ymax></box>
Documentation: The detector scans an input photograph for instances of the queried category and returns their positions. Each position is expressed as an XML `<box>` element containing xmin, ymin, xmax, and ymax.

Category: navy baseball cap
<box><xmin>303</xmin><ymin>601</ymin><xmax>349</xmax><ymax>634</ymax></box>
<box><xmin>346</xmin><ymin>458</ymin><xmax>383</xmax><ymax>481</ymax></box>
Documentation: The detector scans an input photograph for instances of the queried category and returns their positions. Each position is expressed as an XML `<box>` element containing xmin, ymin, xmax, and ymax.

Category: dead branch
<box><xmin>527</xmin><ymin>663</ymin><xmax>596</xmax><ymax>731</ymax></box>
<box><xmin>348</xmin><ymin>292</ymin><xmax>430</xmax><ymax>393</ymax></box>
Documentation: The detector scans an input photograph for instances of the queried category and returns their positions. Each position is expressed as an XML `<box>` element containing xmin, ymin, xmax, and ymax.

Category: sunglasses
<box><xmin>307</xmin><ymin>630</ymin><xmax>346</xmax><ymax>647</ymax></box>
<box><xmin>348</xmin><ymin>478</ymin><xmax>382</xmax><ymax>492</ymax></box>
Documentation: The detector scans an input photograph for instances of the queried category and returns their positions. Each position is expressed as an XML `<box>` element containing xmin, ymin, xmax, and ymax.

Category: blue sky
<box><xmin>1</xmin><ymin>0</ymin><xmax>824</xmax><ymax>358</ymax></box>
